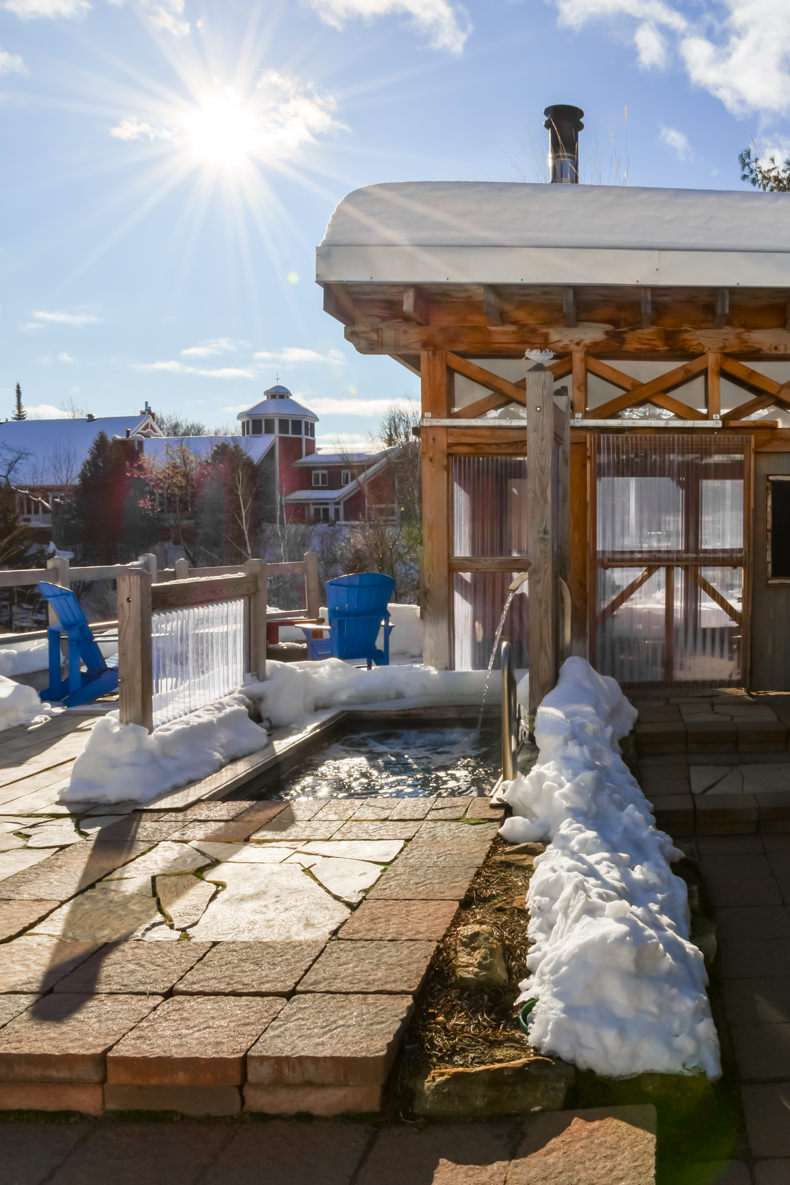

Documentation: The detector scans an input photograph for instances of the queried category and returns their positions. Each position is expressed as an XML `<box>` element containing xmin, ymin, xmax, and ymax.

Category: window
<box><xmin>251</xmin><ymin>420</ymin><xmax>262</xmax><ymax>435</ymax></box>
<box><xmin>768</xmin><ymin>476</ymin><xmax>790</xmax><ymax>581</ymax></box>
<box><xmin>264</xmin><ymin>418</ymin><xmax>275</xmax><ymax>434</ymax></box>
<box><xmin>313</xmin><ymin>505</ymin><xmax>331</xmax><ymax>523</ymax></box>
<box><xmin>341</xmin><ymin>469</ymin><xmax>351</xmax><ymax>486</ymax></box>
<box><xmin>241</xmin><ymin>422</ymin><xmax>248</xmax><ymax>436</ymax></box>
<box><xmin>306</xmin><ymin>422</ymin><xmax>315</xmax><ymax>437</ymax></box>
<box><xmin>312</xmin><ymin>470</ymin><xmax>328</xmax><ymax>487</ymax></box>
<box><xmin>291</xmin><ymin>419</ymin><xmax>302</xmax><ymax>435</ymax></box>
<box><xmin>277</xmin><ymin>420</ymin><xmax>287</xmax><ymax>433</ymax></box>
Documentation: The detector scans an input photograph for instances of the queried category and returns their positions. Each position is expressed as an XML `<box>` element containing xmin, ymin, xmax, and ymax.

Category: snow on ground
<box><xmin>276</xmin><ymin>602</ymin><xmax>423</xmax><ymax>658</ymax></box>
<box><xmin>501</xmin><ymin>657</ymin><xmax>720</xmax><ymax>1081</ymax></box>
<box><xmin>0</xmin><ymin>674</ymin><xmax>57</xmax><ymax>731</ymax></box>
<box><xmin>64</xmin><ymin>693</ymin><xmax>269</xmax><ymax>804</ymax></box>
<box><xmin>62</xmin><ymin>659</ymin><xmax>494</xmax><ymax>805</ymax></box>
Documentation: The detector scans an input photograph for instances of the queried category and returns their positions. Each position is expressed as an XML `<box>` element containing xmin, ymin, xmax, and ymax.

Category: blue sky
<box><xmin>1</xmin><ymin>0</ymin><xmax>787</xmax><ymax>450</ymax></box>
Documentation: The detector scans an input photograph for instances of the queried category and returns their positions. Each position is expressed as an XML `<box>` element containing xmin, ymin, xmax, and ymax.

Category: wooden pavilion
<box><xmin>316</xmin><ymin>177</ymin><xmax>790</xmax><ymax>693</ymax></box>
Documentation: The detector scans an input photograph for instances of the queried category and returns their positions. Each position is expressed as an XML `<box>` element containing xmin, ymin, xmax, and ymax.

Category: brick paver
<box><xmin>506</xmin><ymin>1106</ymin><xmax>656</xmax><ymax>1185</ymax></box>
<box><xmin>52</xmin><ymin>939</ymin><xmax>213</xmax><ymax>995</ymax></box>
<box><xmin>173</xmin><ymin>940</ymin><xmax>325</xmax><ymax>996</ymax></box>
<box><xmin>0</xmin><ymin>898</ymin><xmax>60</xmax><ymax>941</ymax></box>
<box><xmin>0</xmin><ymin>935</ymin><xmax>98</xmax><ymax>993</ymax></box>
<box><xmin>357</xmin><ymin>1121</ymin><xmax>515</xmax><ymax>1185</ymax></box>
<box><xmin>45</xmin><ymin>1121</ymin><xmax>233</xmax><ymax>1185</ymax></box>
<box><xmin>338</xmin><ymin>898</ymin><xmax>458</xmax><ymax>940</ymax></box>
<box><xmin>297</xmin><ymin>939</ymin><xmax>437</xmax><ymax>994</ymax></box>
<box><xmin>215</xmin><ymin>1119</ymin><xmax>373</xmax><ymax>1185</ymax></box>
<box><xmin>107</xmin><ymin>995</ymin><xmax>284</xmax><ymax>1085</ymax></box>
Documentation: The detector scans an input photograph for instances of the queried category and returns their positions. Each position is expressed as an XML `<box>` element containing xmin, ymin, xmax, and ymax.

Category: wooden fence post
<box><xmin>527</xmin><ymin>363</ymin><xmax>557</xmax><ymax>720</ymax></box>
<box><xmin>138</xmin><ymin>553</ymin><xmax>158</xmax><ymax>581</ymax></box>
<box><xmin>304</xmin><ymin>551</ymin><xmax>320</xmax><ymax>618</ymax></box>
<box><xmin>244</xmin><ymin>558</ymin><xmax>267</xmax><ymax>680</ymax></box>
<box><xmin>117</xmin><ymin>568</ymin><xmax>153</xmax><ymax>731</ymax></box>
<box><xmin>174</xmin><ymin>558</ymin><xmax>190</xmax><ymax>580</ymax></box>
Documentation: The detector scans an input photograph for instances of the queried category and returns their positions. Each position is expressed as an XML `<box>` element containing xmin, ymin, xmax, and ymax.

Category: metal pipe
<box><xmin>544</xmin><ymin>104</ymin><xmax>584</xmax><ymax>184</ymax></box>
<box><xmin>501</xmin><ymin>639</ymin><xmax>518</xmax><ymax>782</ymax></box>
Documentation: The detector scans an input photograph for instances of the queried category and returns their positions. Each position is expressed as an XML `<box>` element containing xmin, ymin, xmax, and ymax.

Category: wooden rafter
<box><xmin>562</xmin><ymin>288</ymin><xmax>577</xmax><ymax>328</ymax></box>
<box><xmin>593</xmin><ymin>354</ymin><xmax>708</xmax><ymax>419</ymax></box>
<box><xmin>402</xmin><ymin>286</ymin><xmax>430</xmax><ymax>324</ymax></box>
<box><xmin>723</xmin><ymin>394</ymin><xmax>775</xmax><ymax>423</ymax></box>
<box><xmin>720</xmin><ymin>356</ymin><xmax>788</xmax><ymax>402</ymax></box>
<box><xmin>585</xmin><ymin>357</ymin><xmax>639</xmax><ymax>391</ymax></box>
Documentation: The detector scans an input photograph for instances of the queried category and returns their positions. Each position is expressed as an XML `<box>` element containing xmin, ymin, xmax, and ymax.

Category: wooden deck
<box><xmin>0</xmin><ymin>709</ymin><xmax>109</xmax><ymax>816</ymax></box>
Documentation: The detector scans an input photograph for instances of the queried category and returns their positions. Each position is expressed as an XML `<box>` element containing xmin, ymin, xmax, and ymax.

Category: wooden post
<box><xmin>45</xmin><ymin>556</ymin><xmax>69</xmax><ymax>627</ymax></box>
<box><xmin>304</xmin><ymin>551</ymin><xmax>321</xmax><ymax>618</ymax></box>
<box><xmin>117</xmin><ymin>568</ymin><xmax>153</xmax><ymax>731</ymax></box>
<box><xmin>707</xmin><ymin>352</ymin><xmax>721</xmax><ymax>419</ymax></box>
<box><xmin>554</xmin><ymin>391</ymin><xmax>571</xmax><ymax>661</ymax></box>
<box><xmin>138</xmin><ymin>552</ymin><xmax>158</xmax><ymax>581</ymax></box>
<box><xmin>571</xmin><ymin>351</ymin><xmax>587</xmax><ymax>415</ymax></box>
<box><xmin>174</xmin><ymin>558</ymin><xmax>190</xmax><ymax>580</ymax></box>
<box><xmin>421</xmin><ymin>348</ymin><xmax>452</xmax><ymax>669</ymax></box>
<box><xmin>527</xmin><ymin>364</ymin><xmax>557</xmax><ymax>719</ymax></box>
<box><xmin>244</xmin><ymin>558</ymin><xmax>267</xmax><ymax>680</ymax></box>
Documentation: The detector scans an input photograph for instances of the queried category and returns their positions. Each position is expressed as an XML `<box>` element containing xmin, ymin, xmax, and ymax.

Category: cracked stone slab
<box><xmin>298</xmin><ymin>856</ymin><xmax>385</xmax><ymax>906</ymax></box>
<box><xmin>192</xmin><ymin>863</ymin><xmax>349</xmax><ymax>942</ymax></box>
<box><xmin>53</xmin><ymin>939</ymin><xmax>212</xmax><ymax>994</ymax></box>
<box><xmin>0</xmin><ymin>995</ymin><xmax>40</xmax><ymax>1029</ymax></box>
<box><xmin>689</xmin><ymin>766</ymin><xmax>734</xmax><ymax>795</ymax></box>
<box><xmin>0</xmin><ymin>899</ymin><xmax>61</xmax><ymax>943</ymax></box>
<box><xmin>23</xmin><ymin>821</ymin><xmax>83</xmax><ymax>848</ymax></box>
<box><xmin>156</xmin><ymin>875</ymin><xmax>216</xmax><ymax>930</ymax></box>
<box><xmin>0</xmin><ymin>848</ymin><xmax>53</xmax><ymax>882</ymax></box>
<box><xmin>29</xmin><ymin>888</ymin><xmax>162</xmax><ymax>943</ymax></box>
<box><xmin>0</xmin><ymin>833</ymin><xmax>27</xmax><ymax>853</ymax></box>
<box><xmin>295</xmin><ymin>840</ymin><xmax>404</xmax><ymax>864</ymax></box>
<box><xmin>0</xmin><ymin>936</ymin><xmax>99</xmax><ymax>993</ymax></box>
<box><xmin>221</xmin><ymin>845</ymin><xmax>298</xmax><ymax>864</ymax></box>
<box><xmin>102</xmin><ymin>841</ymin><xmax>211</xmax><ymax>880</ymax></box>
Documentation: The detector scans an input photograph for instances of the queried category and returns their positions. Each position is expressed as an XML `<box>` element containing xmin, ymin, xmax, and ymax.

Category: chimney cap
<box><xmin>543</xmin><ymin>104</ymin><xmax>584</xmax><ymax>129</ymax></box>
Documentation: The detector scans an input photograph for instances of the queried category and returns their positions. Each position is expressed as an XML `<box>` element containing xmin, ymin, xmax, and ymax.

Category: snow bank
<box><xmin>0</xmin><ymin>674</ymin><xmax>53</xmax><ymax>731</ymax></box>
<box><xmin>63</xmin><ymin>693</ymin><xmax>268</xmax><ymax>804</ymax></box>
<box><xmin>244</xmin><ymin>658</ymin><xmax>489</xmax><ymax>727</ymax></box>
<box><xmin>501</xmin><ymin>657</ymin><xmax>720</xmax><ymax>1080</ymax></box>
<box><xmin>0</xmin><ymin>640</ymin><xmax>50</xmax><ymax>677</ymax></box>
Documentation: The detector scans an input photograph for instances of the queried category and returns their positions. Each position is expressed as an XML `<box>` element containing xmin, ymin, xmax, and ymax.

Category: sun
<box><xmin>179</xmin><ymin>88</ymin><xmax>262</xmax><ymax>173</ymax></box>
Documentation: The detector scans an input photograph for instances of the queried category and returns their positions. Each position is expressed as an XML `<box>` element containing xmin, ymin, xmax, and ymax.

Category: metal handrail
<box><xmin>501</xmin><ymin>639</ymin><xmax>519</xmax><ymax>782</ymax></box>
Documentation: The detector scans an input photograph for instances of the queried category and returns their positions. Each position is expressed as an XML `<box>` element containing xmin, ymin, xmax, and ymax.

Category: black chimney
<box><xmin>543</xmin><ymin>104</ymin><xmax>584</xmax><ymax>184</ymax></box>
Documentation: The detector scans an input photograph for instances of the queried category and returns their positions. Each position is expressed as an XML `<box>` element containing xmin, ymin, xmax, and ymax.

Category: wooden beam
<box><xmin>707</xmin><ymin>351</ymin><xmax>721</xmax><ymax>418</ymax></box>
<box><xmin>482</xmin><ymin>286</ymin><xmax>503</xmax><ymax>326</ymax></box>
<box><xmin>446</xmin><ymin>352</ymin><xmax>527</xmax><ymax>407</ymax></box>
<box><xmin>549</xmin><ymin>356</ymin><xmax>573</xmax><ymax>380</ymax></box>
<box><xmin>450</xmin><ymin>557</ymin><xmax>530</xmax><ymax>573</ymax></box>
<box><xmin>421</xmin><ymin>350</ymin><xmax>451</xmax><ymax>417</ymax></box>
<box><xmin>593</xmin><ymin>355</ymin><xmax>708</xmax><ymax>419</ymax></box>
<box><xmin>598</xmin><ymin>566</ymin><xmax>659</xmax><ymax>627</ymax></box>
<box><xmin>421</xmin><ymin>426</ymin><xmax>451</xmax><ymax>669</ymax></box>
<box><xmin>152</xmin><ymin>573</ymin><xmax>256</xmax><ymax>612</ymax></box>
<box><xmin>720</xmin><ymin>355</ymin><xmax>784</xmax><ymax>400</ymax></box>
<box><xmin>649</xmin><ymin>392</ymin><xmax>700</xmax><ymax>420</ymax></box>
<box><xmin>724</xmin><ymin>394</ymin><xmax>775</xmax><ymax>422</ymax></box>
<box><xmin>571</xmin><ymin>351</ymin><xmax>587</xmax><ymax>414</ymax></box>
<box><xmin>402</xmin><ymin>286</ymin><xmax>430</xmax><ymax>324</ymax></box>
<box><xmin>322</xmin><ymin>285</ymin><xmax>359</xmax><ymax>327</ymax></box>
<box><xmin>693</xmin><ymin>570</ymin><xmax>742</xmax><ymax>626</ymax></box>
<box><xmin>562</xmin><ymin>287</ymin><xmax>577</xmax><ymax>328</ymax></box>
<box><xmin>451</xmin><ymin>392</ymin><xmax>511</xmax><ymax>420</ymax></box>
<box><xmin>527</xmin><ymin>364</ymin><xmax>557</xmax><ymax>718</ymax></box>
<box><xmin>584</xmin><ymin>356</ymin><xmax>639</xmax><ymax>391</ymax></box>
<box><xmin>641</xmin><ymin>288</ymin><xmax>652</xmax><ymax>329</ymax></box>
<box><xmin>714</xmin><ymin>289</ymin><xmax>730</xmax><ymax>329</ymax></box>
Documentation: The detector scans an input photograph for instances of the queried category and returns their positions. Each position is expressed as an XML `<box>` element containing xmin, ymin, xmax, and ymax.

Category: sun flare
<box><xmin>180</xmin><ymin>89</ymin><xmax>261</xmax><ymax>172</ymax></box>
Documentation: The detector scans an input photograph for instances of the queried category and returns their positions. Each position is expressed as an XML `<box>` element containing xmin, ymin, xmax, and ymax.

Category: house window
<box><xmin>251</xmin><ymin>419</ymin><xmax>262</xmax><ymax>435</ymax></box>
<box><xmin>291</xmin><ymin>419</ymin><xmax>302</xmax><ymax>435</ymax></box>
<box><xmin>313</xmin><ymin>504</ymin><xmax>331</xmax><ymax>523</ymax></box>
<box><xmin>340</xmin><ymin>469</ymin><xmax>351</xmax><ymax>486</ymax></box>
<box><xmin>768</xmin><ymin>476</ymin><xmax>790</xmax><ymax>581</ymax></box>
<box><xmin>306</xmin><ymin>422</ymin><xmax>315</xmax><ymax>437</ymax></box>
<box><xmin>241</xmin><ymin>422</ymin><xmax>248</xmax><ymax>436</ymax></box>
<box><xmin>264</xmin><ymin>418</ymin><xmax>275</xmax><ymax>434</ymax></box>
<box><xmin>277</xmin><ymin>420</ymin><xmax>287</xmax><ymax>433</ymax></box>
<box><xmin>312</xmin><ymin>470</ymin><xmax>328</xmax><ymax>487</ymax></box>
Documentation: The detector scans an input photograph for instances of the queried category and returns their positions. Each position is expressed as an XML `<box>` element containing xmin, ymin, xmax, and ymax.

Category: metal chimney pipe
<box><xmin>543</xmin><ymin>104</ymin><xmax>584</xmax><ymax>184</ymax></box>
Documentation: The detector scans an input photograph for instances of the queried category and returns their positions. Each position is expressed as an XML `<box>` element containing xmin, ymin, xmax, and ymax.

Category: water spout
<box><xmin>508</xmin><ymin>571</ymin><xmax>530</xmax><ymax>594</ymax></box>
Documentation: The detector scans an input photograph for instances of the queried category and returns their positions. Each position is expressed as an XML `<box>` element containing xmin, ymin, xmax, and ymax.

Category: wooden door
<box><xmin>751</xmin><ymin>452</ymin><xmax>790</xmax><ymax>690</ymax></box>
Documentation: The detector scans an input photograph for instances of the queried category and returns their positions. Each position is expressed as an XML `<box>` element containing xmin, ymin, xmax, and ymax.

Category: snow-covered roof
<box><xmin>141</xmin><ymin>435</ymin><xmax>275</xmax><ymax>464</ymax></box>
<box><xmin>0</xmin><ymin>415</ymin><xmax>157</xmax><ymax>486</ymax></box>
<box><xmin>317</xmin><ymin>182</ymin><xmax>790</xmax><ymax>288</ymax></box>
<box><xmin>284</xmin><ymin>487</ymin><xmax>351</xmax><ymax>503</ymax></box>
<box><xmin>293</xmin><ymin>452</ymin><xmax>378</xmax><ymax>466</ymax></box>
<box><xmin>238</xmin><ymin>384</ymin><xmax>318</xmax><ymax>423</ymax></box>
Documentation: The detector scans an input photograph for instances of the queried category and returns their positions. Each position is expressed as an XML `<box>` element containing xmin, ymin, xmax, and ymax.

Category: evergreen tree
<box><xmin>739</xmin><ymin>147</ymin><xmax>790</xmax><ymax>192</ymax></box>
<box><xmin>12</xmin><ymin>383</ymin><xmax>26</xmax><ymax>421</ymax></box>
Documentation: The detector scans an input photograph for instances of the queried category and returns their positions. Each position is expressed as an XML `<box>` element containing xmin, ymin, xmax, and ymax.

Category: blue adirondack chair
<box><xmin>304</xmin><ymin>572</ymin><xmax>395</xmax><ymax>668</ymax></box>
<box><xmin>38</xmin><ymin>582</ymin><xmax>119</xmax><ymax>707</ymax></box>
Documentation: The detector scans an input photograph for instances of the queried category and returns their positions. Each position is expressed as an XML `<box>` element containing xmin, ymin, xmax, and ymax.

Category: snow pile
<box><xmin>386</xmin><ymin>603</ymin><xmax>422</xmax><ymax>657</ymax></box>
<box><xmin>501</xmin><ymin>657</ymin><xmax>720</xmax><ymax>1080</ymax></box>
<box><xmin>63</xmin><ymin>692</ymin><xmax>268</xmax><ymax>804</ymax></box>
<box><xmin>244</xmin><ymin>659</ymin><xmax>490</xmax><ymax>727</ymax></box>
<box><xmin>0</xmin><ymin>640</ymin><xmax>50</xmax><ymax>677</ymax></box>
<box><xmin>0</xmin><ymin>674</ymin><xmax>53</xmax><ymax>731</ymax></box>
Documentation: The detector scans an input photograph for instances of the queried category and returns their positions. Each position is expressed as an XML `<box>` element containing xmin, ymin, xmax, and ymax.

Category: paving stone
<box><xmin>754</xmin><ymin>1160</ymin><xmax>790</xmax><ymax>1185</ymax></box>
<box><xmin>105</xmin><ymin>820</ymin><xmax>187</xmax><ymax>842</ymax></box>
<box><xmin>53</xmin><ymin>939</ymin><xmax>212</xmax><ymax>994</ymax></box>
<box><xmin>296</xmin><ymin>839</ymin><xmax>404</xmax><ymax>863</ymax></box>
<box><xmin>163</xmin><ymin>800</ymin><xmax>250</xmax><ymax>821</ymax></box>
<box><xmin>703</xmin><ymin>874</ymin><xmax>782</xmax><ymax>910</ymax></box>
<box><xmin>23</xmin><ymin>820</ymin><xmax>83</xmax><ymax>847</ymax></box>
<box><xmin>0</xmin><ymin>936</ymin><xmax>98</xmax><ymax>993</ymax></box>
<box><xmin>104</xmin><ymin>1082</ymin><xmax>242</xmax><ymax>1115</ymax></box>
<box><xmin>232</xmin><ymin>799</ymin><xmax>292</xmax><ymax>825</ymax></box>
<box><xmin>0</xmin><ymin>1120</ymin><xmax>90</xmax><ymax>1182</ymax></box>
<box><xmin>243</xmin><ymin>1082</ymin><xmax>382</xmax><ymax>1116</ymax></box>
<box><xmin>298</xmin><ymin>938</ymin><xmax>437</xmax><ymax>992</ymax></box>
<box><xmin>366</xmin><ymin>861</ymin><xmax>479</xmax><ymax>901</ymax></box>
<box><xmin>186</xmin><ymin>840</ymin><xmax>246</xmax><ymax>861</ymax></box>
<box><xmin>715</xmin><ymin>906</ymin><xmax>790</xmax><ymax>941</ymax></box>
<box><xmin>247</xmin><ymin>992</ymin><xmax>413</xmax><ymax>1085</ymax></box>
<box><xmin>742</xmin><ymin>1083</ymin><xmax>790</xmax><ymax>1157</ymax></box>
<box><xmin>701</xmin><ymin>852</ymin><xmax>772</xmax><ymax>878</ymax></box>
<box><xmin>0</xmin><ymin>831</ymin><xmax>27</xmax><ymax>851</ymax></box>
<box><xmin>217</xmin><ymin>1118</ymin><xmax>373</xmax><ymax>1182</ymax></box>
<box><xmin>155</xmin><ymin>874</ymin><xmax>216</xmax><ymax>929</ymax></box>
<box><xmin>695</xmin><ymin>793</ymin><xmax>759</xmax><ymax>836</ymax></box>
<box><xmin>0</xmin><ymin>839</ymin><xmax>151</xmax><ymax>901</ymax></box>
<box><xmin>192</xmin><ymin>863</ymin><xmax>349</xmax><ymax>942</ymax></box>
<box><xmin>690</xmin><ymin>766</ymin><xmax>735</xmax><ymax>794</ymax></box>
<box><xmin>0</xmin><ymin>993</ymin><xmax>161</xmax><ymax>1082</ymax></box>
<box><xmin>103</xmin><ymin>840</ymin><xmax>210</xmax><ymax>879</ymax></box>
<box><xmin>212</xmin><ymin>843</ymin><xmax>297</xmax><ymax>863</ymax></box>
<box><xmin>338</xmin><ymin>899</ymin><xmax>458</xmax><ymax>941</ymax></box>
<box><xmin>409</xmin><ymin>821</ymin><xmax>499</xmax><ymax>853</ymax></box>
<box><xmin>0</xmin><ymin>846</ymin><xmax>53</xmax><ymax>880</ymax></box>
<box><xmin>428</xmin><ymin>797</ymin><xmax>474</xmax><ymax>820</ymax></box>
<box><xmin>312</xmin><ymin>800</ymin><xmax>363</xmax><ymax>820</ymax></box>
<box><xmin>0</xmin><ymin>897</ymin><xmax>60</xmax><ymax>941</ymax></box>
<box><xmin>45</xmin><ymin>1121</ymin><xmax>233</xmax><ymax>1184</ymax></box>
<box><xmin>0</xmin><ymin>993</ymin><xmax>39</xmax><ymax>1029</ymax></box>
<box><xmin>339</xmin><ymin>799</ymin><xmax>396</xmax><ymax>820</ymax></box>
<box><xmin>719</xmin><ymin>938</ymin><xmax>790</xmax><ymax>979</ymax></box>
<box><xmin>170</xmin><ymin>818</ymin><xmax>274</xmax><ymax>843</ymax></box>
<box><xmin>174</xmin><ymin>940</ymin><xmax>324</xmax><ymax>996</ymax></box>
<box><xmin>759</xmin><ymin>791</ymin><xmax>790</xmax><ymax>830</ymax></box>
<box><xmin>296</xmin><ymin>855</ymin><xmax>385</xmax><ymax>905</ymax></box>
<box><xmin>465</xmin><ymin>797</ymin><xmax>507</xmax><ymax>820</ymax></box>
<box><xmin>723</xmin><ymin>977</ymin><xmax>790</xmax><ymax>1026</ymax></box>
<box><xmin>0</xmin><ymin>1081</ymin><xmax>105</xmax><ymax>1114</ymax></box>
<box><xmin>250</xmin><ymin>820</ymin><xmax>344</xmax><ymax>842</ymax></box>
<box><xmin>732</xmin><ymin>1022</ymin><xmax>790</xmax><ymax>1080</ymax></box>
<box><xmin>507</xmin><ymin>1105</ymin><xmax>656</xmax><ymax>1185</ymax></box>
<box><xmin>331</xmin><ymin>821</ymin><xmax>422</xmax><ymax>841</ymax></box>
<box><xmin>356</xmin><ymin>1120</ymin><xmax>514</xmax><ymax>1185</ymax></box>
<box><xmin>29</xmin><ymin>885</ymin><xmax>161</xmax><ymax>942</ymax></box>
<box><xmin>107</xmin><ymin>994</ymin><xmax>284</xmax><ymax>1086</ymax></box>
<box><xmin>77</xmin><ymin>814</ymin><xmax>127</xmax><ymax>835</ymax></box>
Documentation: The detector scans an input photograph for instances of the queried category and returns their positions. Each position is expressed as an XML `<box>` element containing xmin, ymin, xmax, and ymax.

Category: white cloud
<box><xmin>307</xmin><ymin>395</ymin><xmax>419</xmax><ymax>417</ymax></box>
<box><xmin>38</xmin><ymin>351</ymin><xmax>77</xmax><ymax>365</ymax></box>
<box><xmin>253</xmin><ymin>347</ymin><xmax>346</xmax><ymax>366</ymax></box>
<box><xmin>548</xmin><ymin>0</ymin><xmax>790</xmax><ymax>116</ymax></box>
<box><xmin>0</xmin><ymin>46</ymin><xmax>26</xmax><ymax>73</ymax></box>
<box><xmin>319</xmin><ymin>434</ymin><xmax>375</xmax><ymax>451</ymax></box>
<box><xmin>29</xmin><ymin>309</ymin><xmax>100</xmax><ymax>327</ymax></box>
<box><xmin>26</xmin><ymin>403</ymin><xmax>71</xmax><ymax>418</ymax></box>
<box><xmin>181</xmin><ymin>337</ymin><xmax>249</xmax><ymax>358</ymax></box>
<box><xmin>3</xmin><ymin>0</ymin><xmax>89</xmax><ymax>17</ymax></box>
<box><xmin>143</xmin><ymin>0</ymin><xmax>188</xmax><ymax>37</ymax></box>
<box><xmin>138</xmin><ymin>359</ymin><xmax>258</xmax><ymax>378</ymax></box>
<box><xmin>305</xmin><ymin>0</ymin><xmax>470</xmax><ymax>54</ymax></box>
<box><xmin>660</xmin><ymin>124</ymin><xmax>692</xmax><ymax>160</ymax></box>
<box><xmin>110</xmin><ymin>117</ymin><xmax>172</xmax><ymax>142</ymax></box>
